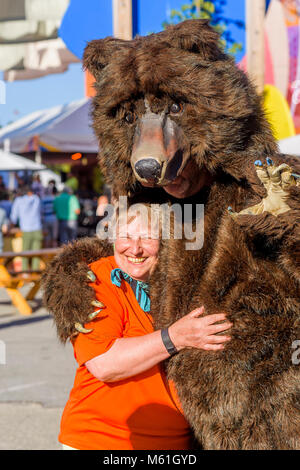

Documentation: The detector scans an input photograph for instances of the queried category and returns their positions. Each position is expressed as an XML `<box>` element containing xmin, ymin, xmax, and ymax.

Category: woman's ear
<box><xmin>83</xmin><ymin>37</ymin><xmax>132</xmax><ymax>80</ymax></box>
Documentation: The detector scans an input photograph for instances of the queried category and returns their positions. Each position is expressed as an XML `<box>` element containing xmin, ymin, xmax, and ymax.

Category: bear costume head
<box><xmin>83</xmin><ymin>19</ymin><xmax>277</xmax><ymax>199</ymax></box>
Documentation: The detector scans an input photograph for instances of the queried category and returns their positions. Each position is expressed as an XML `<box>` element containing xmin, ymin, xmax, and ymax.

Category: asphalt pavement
<box><xmin>0</xmin><ymin>285</ymin><xmax>76</xmax><ymax>450</ymax></box>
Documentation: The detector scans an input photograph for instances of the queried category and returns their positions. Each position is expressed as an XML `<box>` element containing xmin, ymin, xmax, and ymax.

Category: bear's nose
<box><xmin>134</xmin><ymin>159</ymin><xmax>161</xmax><ymax>181</ymax></box>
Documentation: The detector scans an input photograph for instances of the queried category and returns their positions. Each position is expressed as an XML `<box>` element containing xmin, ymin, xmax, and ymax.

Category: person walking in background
<box><xmin>95</xmin><ymin>184</ymin><xmax>113</xmax><ymax>232</ymax></box>
<box><xmin>0</xmin><ymin>206</ymin><xmax>8</xmax><ymax>252</ymax></box>
<box><xmin>0</xmin><ymin>191</ymin><xmax>12</xmax><ymax>218</ymax></box>
<box><xmin>96</xmin><ymin>184</ymin><xmax>112</xmax><ymax>218</ymax></box>
<box><xmin>53</xmin><ymin>187</ymin><xmax>80</xmax><ymax>245</ymax></box>
<box><xmin>10</xmin><ymin>186</ymin><xmax>43</xmax><ymax>270</ymax></box>
<box><xmin>0</xmin><ymin>175</ymin><xmax>6</xmax><ymax>192</ymax></box>
<box><xmin>31</xmin><ymin>174</ymin><xmax>44</xmax><ymax>198</ymax></box>
<box><xmin>65</xmin><ymin>172</ymin><xmax>79</xmax><ymax>193</ymax></box>
<box><xmin>41</xmin><ymin>187</ymin><xmax>59</xmax><ymax>248</ymax></box>
<box><xmin>47</xmin><ymin>179</ymin><xmax>58</xmax><ymax>195</ymax></box>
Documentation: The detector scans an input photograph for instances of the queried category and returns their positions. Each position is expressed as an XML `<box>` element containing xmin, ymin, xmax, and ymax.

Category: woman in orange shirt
<box><xmin>58</xmin><ymin>206</ymin><xmax>232</xmax><ymax>450</ymax></box>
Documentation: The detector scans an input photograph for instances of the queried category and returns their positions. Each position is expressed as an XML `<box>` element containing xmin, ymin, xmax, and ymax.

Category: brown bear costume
<box><xmin>42</xmin><ymin>20</ymin><xmax>300</xmax><ymax>449</ymax></box>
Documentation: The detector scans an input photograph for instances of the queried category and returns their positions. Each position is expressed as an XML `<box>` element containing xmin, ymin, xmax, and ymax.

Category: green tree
<box><xmin>163</xmin><ymin>0</ymin><xmax>244</xmax><ymax>57</ymax></box>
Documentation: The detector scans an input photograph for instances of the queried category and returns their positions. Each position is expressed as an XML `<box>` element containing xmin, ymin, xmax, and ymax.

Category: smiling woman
<box><xmin>110</xmin><ymin>203</ymin><xmax>160</xmax><ymax>282</ymax></box>
<box><xmin>57</xmin><ymin>204</ymin><xmax>232</xmax><ymax>450</ymax></box>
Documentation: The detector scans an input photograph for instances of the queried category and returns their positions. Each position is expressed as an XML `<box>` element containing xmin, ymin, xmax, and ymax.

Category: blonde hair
<box><xmin>107</xmin><ymin>201</ymin><xmax>162</xmax><ymax>242</ymax></box>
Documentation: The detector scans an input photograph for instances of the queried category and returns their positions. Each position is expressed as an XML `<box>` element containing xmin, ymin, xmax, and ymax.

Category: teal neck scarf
<box><xmin>111</xmin><ymin>268</ymin><xmax>150</xmax><ymax>313</ymax></box>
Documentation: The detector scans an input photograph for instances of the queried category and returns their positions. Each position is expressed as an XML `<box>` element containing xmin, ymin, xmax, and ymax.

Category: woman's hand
<box><xmin>85</xmin><ymin>306</ymin><xmax>232</xmax><ymax>383</ymax></box>
<box><xmin>168</xmin><ymin>306</ymin><xmax>232</xmax><ymax>352</ymax></box>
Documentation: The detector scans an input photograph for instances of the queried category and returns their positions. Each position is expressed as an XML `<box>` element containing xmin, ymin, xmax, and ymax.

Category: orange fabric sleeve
<box><xmin>73</xmin><ymin>261</ymin><xmax>126</xmax><ymax>367</ymax></box>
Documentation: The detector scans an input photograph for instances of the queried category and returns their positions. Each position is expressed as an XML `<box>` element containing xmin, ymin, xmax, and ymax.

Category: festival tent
<box><xmin>0</xmin><ymin>98</ymin><xmax>98</xmax><ymax>154</ymax></box>
<box><xmin>0</xmin><ymin>149</ymin><xmax>46</xmax><ymax>189</ymax></box>
<box><xmin>0</xmin><ymin>149</ymin><xmax>45</xmax><ymax>171</ymax></box>
<box><xmin>0</xmin><ymin>150</ymin><xmax>63</xmax><ymax>190</ymax></box>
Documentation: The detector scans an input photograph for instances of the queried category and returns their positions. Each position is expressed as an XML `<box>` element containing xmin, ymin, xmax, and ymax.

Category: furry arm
<box><xmin>41</xmin><ymin>237</ymin><xmax>113</xmax><ymax>343</ymax></box>
<box><xmin>229</xmin><ymin>156</ymin><xmax>299</xmax><ymax>237</ymax></box>
<box><xmin>229</xmin><ymin>156</ymin><xmax>300</xmax><ymax>281</ymax></box>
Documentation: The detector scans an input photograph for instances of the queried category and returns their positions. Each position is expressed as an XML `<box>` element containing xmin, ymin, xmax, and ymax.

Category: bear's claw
<box><xmin>74</xmin><ymin>306</ymin><xmax>104</xmax><ymax>335</ymax></box>
<box><xmin>87</xmin><ymin>270</ymin><xmax>96</xmax><ymax>282</ymax></box>
<box><xmin>91</xmin><ymin>300</ymin><xmax>105</xmax><ymax>309</ymax></box>
<box><xmin>74</xmin><ymin>322</ymin><xmax>93</xmax><ymax>334</ymax></box>
<box><xmin>229</xmin><ymin>159</ymin><xmax>299</xmax><ymax>219</ymax></box>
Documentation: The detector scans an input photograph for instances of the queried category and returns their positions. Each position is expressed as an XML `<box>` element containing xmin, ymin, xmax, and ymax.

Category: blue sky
<box><xmin>0</xmin><ymin>0</ymin><xmax>245</xmax><ymax>128</ymax></box>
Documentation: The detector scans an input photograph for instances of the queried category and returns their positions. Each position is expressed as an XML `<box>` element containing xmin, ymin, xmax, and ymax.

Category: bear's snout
<box><xmin>134</xmin><ymin>158</ymin><xmax>161</xmax><ymax>183</ymax></box>
<box><xmin>131</xmin><ymin>106</ymin><xmax>189</xmax><ymax>186</ymax></box>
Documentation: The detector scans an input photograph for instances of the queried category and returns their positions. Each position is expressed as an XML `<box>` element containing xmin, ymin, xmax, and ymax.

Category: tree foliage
<box><xmin>163</xmin><ymin>0</ymin><xmax>245</xmax><ymax>57</ymax></box>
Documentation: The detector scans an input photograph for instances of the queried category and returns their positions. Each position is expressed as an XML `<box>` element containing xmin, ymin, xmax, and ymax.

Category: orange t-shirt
<box><xmin>59</xmin><ymin>256</ymin><xmax>192</xmax><ymax>450</ymax></box>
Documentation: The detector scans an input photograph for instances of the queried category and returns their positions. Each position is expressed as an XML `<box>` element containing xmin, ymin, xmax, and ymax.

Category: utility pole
<box><xmin>195</xmin><ymin>0</ymin><xmax>201</xmax><ymax>16</ymax></box>
<box><xmin>85</xmin><ymin>0</ymin><xmax>133</xmax><ymax>97</ymax></box>
<box><xmin>113</xmin><ymin>0</ymin><xmax>133</xmax><ymax>40</ymax></box>
<box><xmin>246</xmin><ymin>0</ymin><xmax>266</xmax><ymax>94</ymax></box>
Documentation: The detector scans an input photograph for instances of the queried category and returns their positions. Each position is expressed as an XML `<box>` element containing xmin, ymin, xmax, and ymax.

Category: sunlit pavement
<box><xmin>0</xmin><ymin>286</ymin><xmax>76</xmax><ymax>450</ymax></box>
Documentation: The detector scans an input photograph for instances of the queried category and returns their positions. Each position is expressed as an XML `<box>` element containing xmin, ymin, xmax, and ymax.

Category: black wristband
<box><xmin>161</xmin><ymin>328</ymin><xmax>178</xmax><ymax>356</ymax></box>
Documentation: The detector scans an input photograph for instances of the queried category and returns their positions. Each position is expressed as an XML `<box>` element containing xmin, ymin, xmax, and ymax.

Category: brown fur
<box><xmin>42</xmin><ymin>238</ymin><xmax>113</xmax><ymax>342</ymax></box>
<box><xmin>42</xmin><ymin>20</ymin><xmax>300</xmax><ymax>449</ymax></box>
<box><xmin>150</xmin><ymin>182</ymin><xmax>300</xmax><ymax>449</ymax></box>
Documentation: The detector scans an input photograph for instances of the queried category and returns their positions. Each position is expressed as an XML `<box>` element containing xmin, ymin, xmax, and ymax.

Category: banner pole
<box><xmin>246</xmin><ymin>0</ymin><xmax>266</xmax><ymax>94</ymax></box>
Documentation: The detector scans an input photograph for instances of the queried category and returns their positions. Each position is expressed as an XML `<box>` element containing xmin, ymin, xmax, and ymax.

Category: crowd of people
<box><xmin>0</xmin><ymin>172</ymin><xmax>111</xmax><ymax>257</ymax></box>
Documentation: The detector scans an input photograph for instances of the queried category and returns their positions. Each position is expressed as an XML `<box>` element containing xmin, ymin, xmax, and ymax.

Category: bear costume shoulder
<box><xmin>42</xmin><ymin>20</ymin><xmax>300</xmax><ymax>449</ymax></box>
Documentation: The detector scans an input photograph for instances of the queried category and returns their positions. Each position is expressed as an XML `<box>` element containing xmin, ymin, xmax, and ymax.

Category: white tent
<box><xmin>278</xmin><ymin>135</ymin><xmax>300</xmax><ymax>156</ymax></box>
<box><xmin>0</xmin><ymin>149</ymin><xmax>45</xmax><ymax>171</ymax></box>
<box><xmin>0</xmin><ymin>149</ymin><xmax>46</xmax><ymax>190</ymax></box>
<box><xmin>0</xmin><ymin>98</ymin><xmax>99</xmax><ymax>154</ymax></box>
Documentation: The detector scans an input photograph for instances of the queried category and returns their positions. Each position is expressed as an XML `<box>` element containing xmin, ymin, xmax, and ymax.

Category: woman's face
<box><xmin>114</xmin><ymin>216</ymin><xmax>160</xmax><ymax>281</ymax></box>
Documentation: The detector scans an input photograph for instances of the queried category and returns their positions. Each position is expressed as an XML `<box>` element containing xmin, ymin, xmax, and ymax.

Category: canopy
<box><xmin>0</xmin><ymin>98</ymin><xmax>99</xmax><ymax>153</ymax></box>
<box><xmin>0</xmin><ymin>0</ymin><xmax>79</xmax><ymax>81</ymax></box>
<box><xmin>0</xmin><ymin>149</ymin><xmax>45</xmax><ymax>171</ymax></box>
<box><xmin>278</xmin><ymin>135</ymin><xmax>300</xmax><ymax>156</ymax></box>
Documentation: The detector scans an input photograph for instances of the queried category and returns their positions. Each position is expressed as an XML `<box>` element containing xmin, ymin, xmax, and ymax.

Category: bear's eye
<box><xmin>170</xmin><ymin>103</ymin><xmax>183</xmax><ymax>114</ymax></box>
<box><xmin>124</xmin><ymin>111</ymin><xmax>136</xmax><ymax>124</ymax></box>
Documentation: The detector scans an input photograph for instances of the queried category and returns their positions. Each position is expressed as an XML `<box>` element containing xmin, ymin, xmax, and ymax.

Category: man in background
<box><xmin>53</xmin><ymin>187</ymin><xmax>80</xmax><ymax>245</ymax></box>
<box><xmin>0</xmin><ymin>175</ymin><xmax>6</xmax><ymax>192</ymax></box>
<box><xmin>41</xmin><ymin>186</ymin><xmax>58</xmax><ymax>248</ymax></box>
<box><xmin>10</xmin><ymin>186</ymin><xmax>43</xmax><ymax>270</ymax></box>
<box><xmin>0</xmin><ymin>191</ymin><xmax>12</xmax><ymax>218</ymax></box>
<box><xmin>0</xmin><ymin>206</ymin><xmax>8</xmax><ymax>252</ymax></box>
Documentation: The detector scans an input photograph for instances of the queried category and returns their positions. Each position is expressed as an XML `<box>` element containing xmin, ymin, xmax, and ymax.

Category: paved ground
<box><xmin>0</xmin><ymin>285</ymin><xmax>77</xmax><ymax>450</ymax></box>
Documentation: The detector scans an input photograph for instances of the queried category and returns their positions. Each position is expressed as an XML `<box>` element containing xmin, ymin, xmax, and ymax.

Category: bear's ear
<box><xmin>165</xmin><ymin>19</ymin><xmax>224</xmax><ymax>60</ymax></box>
<box><xmin>83</xmin><ymin>37</ymin><xmax>130</xmax><ymax>79</ymax></box>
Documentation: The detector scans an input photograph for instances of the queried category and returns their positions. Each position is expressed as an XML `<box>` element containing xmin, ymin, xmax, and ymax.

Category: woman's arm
<box><xmin>85</xmin><ymin>329</ymin><xmax>172</xmax><ymax>382</ymax></box>
<box><xmin>85</xmin><ymin>307</ymin><xmax>232</xmax><ymax>382</ymax></box>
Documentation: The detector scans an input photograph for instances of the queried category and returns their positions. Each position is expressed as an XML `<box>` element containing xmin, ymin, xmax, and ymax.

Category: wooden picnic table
<box><xmin>0</xmin><ymin>248</ymin><xmax>60</xmax><ymax>316</ymax></box>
